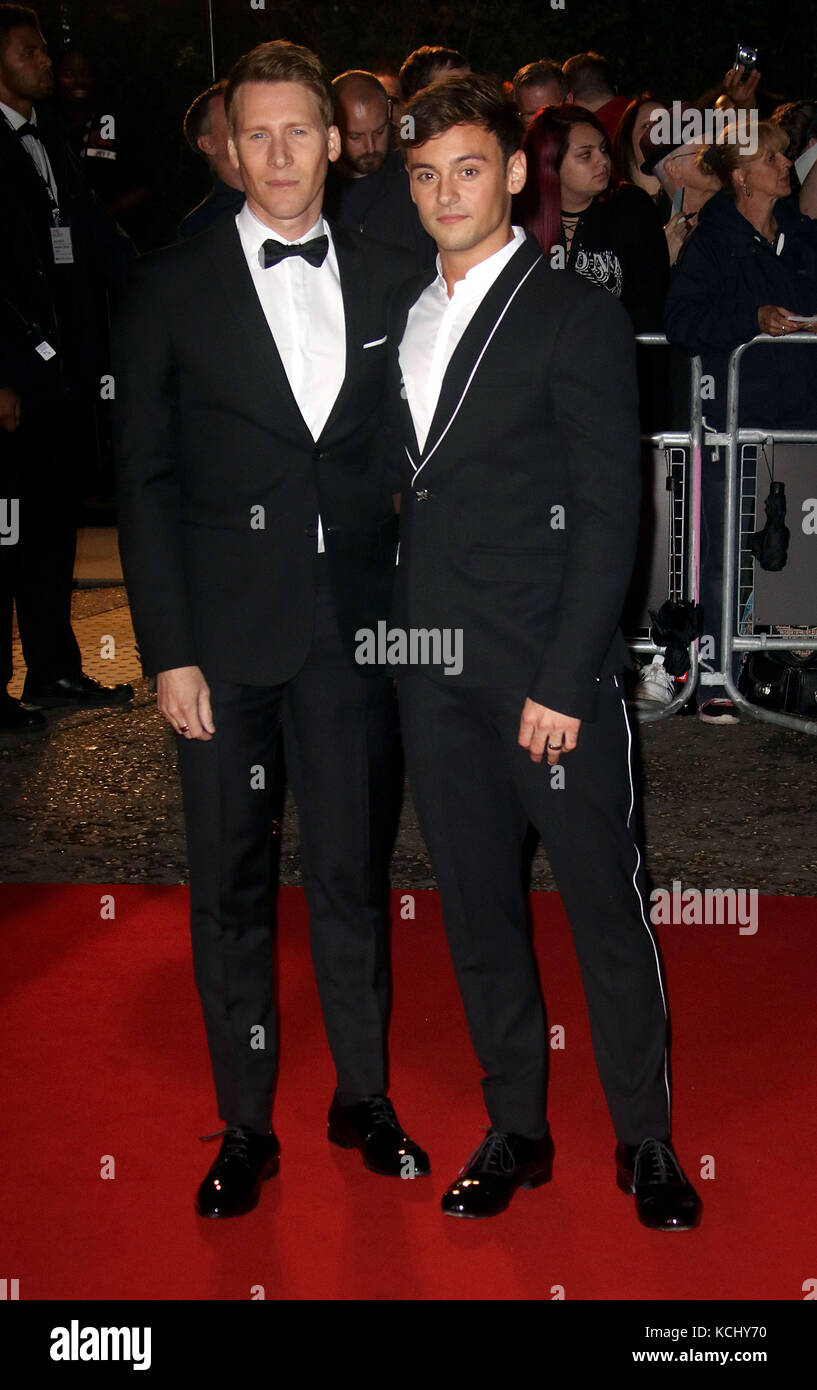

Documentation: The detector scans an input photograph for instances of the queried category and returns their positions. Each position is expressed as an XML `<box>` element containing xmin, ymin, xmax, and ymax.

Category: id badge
<box><xmin>50</xmin><ymin>224</ymin><xmax>74</xmax><ymax>264</ymax></box>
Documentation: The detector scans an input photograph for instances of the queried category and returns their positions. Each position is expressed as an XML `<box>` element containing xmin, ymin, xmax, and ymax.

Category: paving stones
<box><xmin>2</xmin><ymin>590</ymin><xmax>815</xmax><ymax>892</ymax></box>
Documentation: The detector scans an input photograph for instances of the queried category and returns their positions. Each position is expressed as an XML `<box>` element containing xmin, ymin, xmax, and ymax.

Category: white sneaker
<box><xmin>633</xmin><ymin>657</ymin><xmax>676</xmax><ymax>704</ymax></box>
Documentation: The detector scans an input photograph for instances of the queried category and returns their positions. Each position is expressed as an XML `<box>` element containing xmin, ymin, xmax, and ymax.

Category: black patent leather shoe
<box><xmin>328</xmin><ymin>1094</ymin><xmax>431</xmax><ymax>1177</ymax></box>
<box><xmin>616</xmin><ymin>1137</ymin><xmax>702</xmax><ymax>1231</ymax></box>
<box><xmin>21</xmin><ymin>672</ymin><xmax>133</xmax><ymax>708</ymax></box>
<box><xmin>195</xmin><ymin>1126</ymin><xmax>280</xmax><ymax>1218</ymax></box>
<box><xmin>0</xmin><ymin>692</ymin><xmax>46</xmax><ymax>731</ymax></box>
<box><xmin>441</xmin><ymin>1128</ymin><xmax>554</xmax><ymax>1218</ymax></box>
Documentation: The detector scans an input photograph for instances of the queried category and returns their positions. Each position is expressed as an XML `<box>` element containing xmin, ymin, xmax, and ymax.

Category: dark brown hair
<box><xmin>612</xmin><ymin>94</ymin><xmax>661</xmax><ymax>183</ymax></box>
<box><xmin>770</xmin><ymin>100</ymin><xmax>817</xmax><ymax>162</ymax></box>
<box><xmin>512</xmin><ymin>59</ymin><xmax>567</xmax><ymax>106</ymax></box>
<box><xmin>224</xmin><ymin>40</ymin><xmax>334</xmax><ymax>132</ymax></box>
<box><xmin>0</xmin><ymin>4</ymin><xmax>39</xmax><ymax>52</ymax></box>
<box><xmin>562</xmin><ymin>51</ymin><xmax>616</xmax><ymax>102</ymax></box>
<box><xmin>183</xmin><ymin>80</ymin><xmax>227</xmax><ymax>153</ymax></box>
<box><xmin>399</xmin><ymin>72</ymin><xmax>523</xmax><ymax>167</ymax></box>
<box><xmin>399</xmin><ymin>45</ymin><xmax>468</xmax><ymax>103</ymax></box>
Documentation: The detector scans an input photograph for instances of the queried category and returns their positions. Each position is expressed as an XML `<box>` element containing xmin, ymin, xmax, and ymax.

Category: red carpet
<box><xmin>1</xmin><ymin>883</ymin><xmax>815</xmax><ymax>1301</ymax></box>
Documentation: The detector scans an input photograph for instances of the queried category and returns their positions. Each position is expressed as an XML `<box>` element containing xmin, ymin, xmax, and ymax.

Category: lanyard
<box><xmin>3</xmin><ymin>112</ymin><xmax>62</xmax><ymax>222</ymax></box>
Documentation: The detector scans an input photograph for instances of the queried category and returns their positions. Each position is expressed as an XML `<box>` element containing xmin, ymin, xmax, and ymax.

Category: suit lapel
<box><xmin>392</xmin><ymin>267</ymin><xmax>436</xmax><ymax>463</ymax></box>
<box><xmin>414</xmin><ymin>235</ymin><xmax>544</xmax><ymax>471</ymax></box>
<box><xmin>0</xmin><ymin>117</ymin><xmax>58</xmax><ymax>235</ymax></box>
<box><xmin>205</xmin><ymin>216</ymin><xmax>314</xmax><ymax>444</ymax></box>
<box><xmin>315</xmin><ymin>221</ymin><xmax>359</xmax><ymax>444</ymax></box>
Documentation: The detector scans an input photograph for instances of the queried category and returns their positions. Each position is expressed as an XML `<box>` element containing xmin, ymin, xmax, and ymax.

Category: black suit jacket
<box><xmin>112</xmin><ymin>215</ymin><xmax>415</xmax><ymax>682</ymax></box>
<box><xmin>387</xmin><ymin>233</ymin><xmax>642</xmax><ymax>723</ymax></box>
<box><xmin>0</xmin><ymin>106</ymin><xmax>134</xmax><ymax>404</ymax></box>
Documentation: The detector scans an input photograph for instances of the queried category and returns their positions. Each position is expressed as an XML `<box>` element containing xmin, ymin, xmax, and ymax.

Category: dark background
<box><xmin>31</xmin><ymin>0</ymin><xmax>817</xmax><ymax>247</ymax></box>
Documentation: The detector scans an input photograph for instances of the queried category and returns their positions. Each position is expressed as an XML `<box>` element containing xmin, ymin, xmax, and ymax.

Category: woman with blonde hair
<box><xmin>667</xmin><ymin>121</ymin><xmax>817</xmax><ymax>425</ymax></box>
<box><xmin>666</xmin><ymin>122</ymin><xmax>817</xmax><ymax>721</ymax></box>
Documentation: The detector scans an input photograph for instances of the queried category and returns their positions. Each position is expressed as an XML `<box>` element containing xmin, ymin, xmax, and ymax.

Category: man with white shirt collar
<box><xmin>0</xmin><ymin>3</ymin><xmax>135</xmax><ymax>731</ymax></box>
<box><xmin>113</xmin><ymin>40</ymin><xmax>428</xmax><ymax>1219</ymax></box>
<box><xmin>388</xmin><ymin>73</ymin><xmax>702</xmax><ymax>1229</ymax></box>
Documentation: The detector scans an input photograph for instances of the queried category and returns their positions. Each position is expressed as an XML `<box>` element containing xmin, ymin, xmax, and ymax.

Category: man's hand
<box><xmin>721</xmin><ymin>66</ymin><xmax>761</xmax><ymax>110</ymax></box>
<box><xmin>0</xmin><ymin>387</ymin><xmax>21</xmax><ymax>432</ymax></box>
<box><xmin>156</xmin><ymin>665</ymin><xmax>215</xmax><ymax>740</ymax></box>
<box><xmin>518</xmin><ymin>697</ymin><xmax>581</xmax><ymax>765</ymax></box>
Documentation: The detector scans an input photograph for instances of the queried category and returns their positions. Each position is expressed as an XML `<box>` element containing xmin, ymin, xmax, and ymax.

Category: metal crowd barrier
<box><xmin>627</xmin><ymin>334</ymin><xmax>701</xmax><ymax>723</ymax></box>
<box><xmin>717</xmin><ymin>333</ymin><xmax>817</xmax><ymax>735</ymax></box>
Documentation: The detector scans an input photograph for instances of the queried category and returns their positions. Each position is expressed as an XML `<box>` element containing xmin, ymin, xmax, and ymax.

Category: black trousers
<box><xmin>0</xmin><ymin>402</ymin><xmax>86</xmax><ymax>690</ymax></box>
<box><xmin>176</xmin><ymin>561</ymin><xmax>398</xmax><ymax>1133</ymax></box>
<box><xmin>398</xmin><ymin>670</ymin><xmax>671</xmax><ymax>1146</ymax></box>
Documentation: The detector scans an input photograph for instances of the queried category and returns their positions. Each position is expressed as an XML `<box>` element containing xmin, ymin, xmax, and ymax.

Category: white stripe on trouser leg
<box><xmin>613</xmin><ymin>673</ymin><xmax>672</xmax><ymax>1128</ymax></box>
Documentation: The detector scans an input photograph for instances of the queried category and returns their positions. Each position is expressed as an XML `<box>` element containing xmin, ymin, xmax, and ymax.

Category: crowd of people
<box><xmin>3</xmin><ymin>9</ymin><xmax>817</xmax><ymax>734</ymax></box>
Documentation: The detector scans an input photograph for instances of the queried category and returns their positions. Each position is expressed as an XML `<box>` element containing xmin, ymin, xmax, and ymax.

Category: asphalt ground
<box><xmin>1</xmin><ymin>586</ymin><xmax>815</xmax><ymax>895</ymax></box>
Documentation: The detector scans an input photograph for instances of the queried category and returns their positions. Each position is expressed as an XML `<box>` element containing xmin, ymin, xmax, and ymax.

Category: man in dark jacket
<box><xmin>0</xmin><ymin>3</ymin><xmax>135</xmax><ymax>731</ymax></box>
<box><xmin>177</xmin><ymin>80</ymin><xmax>244</xmax><ymax>241</ymax></box>
<box><xmin>324</xmin><ymin>69</ymin><xmax>434</xmax><ymax>266</ymax></box>
<box><xmin>389</xmin><ymin>74</ymin><xmax>702</xmax><ymax>1230</ymax></box>
<box><xmin>113</xmin><ymin>40</ymin><xmax>429</xmax><ymax>1219</ymax></box>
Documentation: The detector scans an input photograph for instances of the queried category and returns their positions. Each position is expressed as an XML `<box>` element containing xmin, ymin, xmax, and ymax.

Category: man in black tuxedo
<box><xmin>113</xmin><ymin>40</ymin><xmax>429</xmax><ymax>1218</ymax></box>
<box><xmin>389</xmin><ymin>74</ymin><xmax>701</xmax><ymax>1229</ymax></box>
<box><xmin>0</xmin><ymin>3</ymin><xmax>134</xmax><ymax>731</ymax></box>
<box><xmin>178</xmin><ymin>80</ymin><xmax>245</xmax><ymax>241</ymax></box>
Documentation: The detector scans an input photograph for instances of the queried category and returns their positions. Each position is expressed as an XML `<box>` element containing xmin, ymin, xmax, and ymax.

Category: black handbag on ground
<box><xmin>739</xmin><ymin>650</ymin><xmax>817</xmax><ymax>717</ymax></box>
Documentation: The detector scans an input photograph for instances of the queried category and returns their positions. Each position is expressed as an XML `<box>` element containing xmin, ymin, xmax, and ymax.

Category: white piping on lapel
<box><xmin>406</xmin><ymin>251</ymin><xmax>544</xmax><ymax>482</ymax></box>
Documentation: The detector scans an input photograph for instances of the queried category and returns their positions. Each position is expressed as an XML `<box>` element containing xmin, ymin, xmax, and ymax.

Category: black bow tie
<box><xmin>15</xmin><ymin>121</ymin><xmax>42</xmax><ymax>141</ymax></box>
<box><xmin>261</xmin><ymin>234</ymin><xmax>329</xmax><ymax>269</ymax></box>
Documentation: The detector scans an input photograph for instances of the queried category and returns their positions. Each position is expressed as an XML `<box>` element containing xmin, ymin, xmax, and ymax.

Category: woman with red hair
<box><xmin>516</xmin><ymin>103</ymin><xmax>669</xmax><ymax>333</ymax></box>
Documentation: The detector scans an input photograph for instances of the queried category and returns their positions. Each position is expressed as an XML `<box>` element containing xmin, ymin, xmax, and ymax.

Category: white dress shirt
<box><xmin>236</xmin><ymin>202</ymin><xmax>346</xmax><ymax>551</ymax></box>
<box><xmin>399</xmin><ymin>225</ymin><xmax>527</xmax><ymax>452</ymax></box>
<box><xmin>1</xmin><ymin>101</ymin><xmax>59</xmax><ymax>209</ymax></box>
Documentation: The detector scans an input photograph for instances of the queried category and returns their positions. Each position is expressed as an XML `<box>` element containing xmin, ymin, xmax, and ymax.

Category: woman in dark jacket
<box><xmin>665</xmin><ymin>123</ymin><xmax>817</xmax><ymax>430</ymax></box>
<box><xmin>665</xmin><ymin>122</ymin><xmax>817</xmax><ymax>721</ymax></box>
<box><xmin>516</xmin><ymin>103</ymin><xmax>669</xmax><ymax>333</ymax></box>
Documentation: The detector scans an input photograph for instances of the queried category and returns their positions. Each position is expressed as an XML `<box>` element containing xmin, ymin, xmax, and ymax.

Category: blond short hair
<box><xmin>224</xmin><ymin>40</ymin><xmax>335</xmax><ymax>132</ymax></box>
<box><xmin>704</xmin><ymin>120</ymin><xmax>789</xmax><ymax>200</ymax></box>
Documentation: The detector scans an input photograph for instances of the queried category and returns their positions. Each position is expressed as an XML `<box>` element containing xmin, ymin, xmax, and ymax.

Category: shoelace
<box><xmin>460</xmin><ymin>1128</ymin><xmax>519</xmax><ymax>1177</ymax></box>
<box><xmin>633</xmin><ymin>1138</ymin><xmax>684</xmax><ymax>1187</ymax></box>
<box><xmin>199</xmin><ymin>1126</ymin><xmax>252</xmax><ymax>1159</ymax></box>
<box><xmin>363</xmin><ymin>1095</ymin><xmax>399</xmax><ymax>1129</ymax></box>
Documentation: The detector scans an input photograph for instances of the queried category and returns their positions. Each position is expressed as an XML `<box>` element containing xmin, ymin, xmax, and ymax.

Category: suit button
<box><xmin>415</xmin><ymin>488</ymin><xmax>429</xmax><ymax>501</ymax></box>
<box><xmin>304</xmin><ymin>524</ymin><xmax>318</xmax><ymax>537</ymax></box>
<box><xmin>312</xmin><ymin>448</ymin><xmax>324</xmax><ymax>461</ymax></box>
